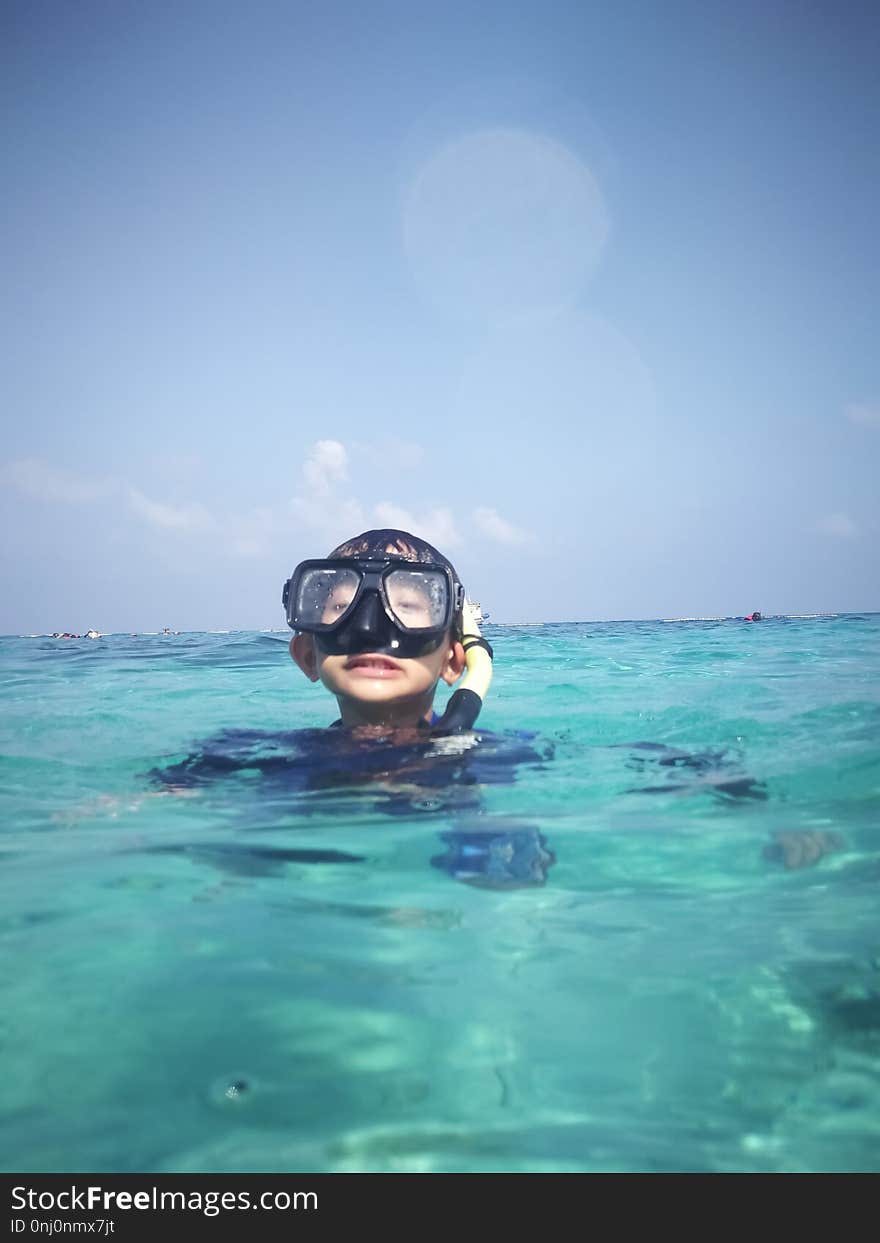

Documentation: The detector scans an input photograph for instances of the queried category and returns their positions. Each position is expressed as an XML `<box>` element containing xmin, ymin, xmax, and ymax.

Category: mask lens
<box><xmin>295</xmin><ymin>566</ymin><xmax>361</xmax><ymax>629</ymax></box>
<box><xmin>385</xmin><ymin>569</ymin><xmax>448</xmax><ymax>631</ymax></box>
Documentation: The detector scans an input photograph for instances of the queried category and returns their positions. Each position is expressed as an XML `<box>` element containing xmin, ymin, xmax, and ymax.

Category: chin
<box><xmin>346</xmin><ymin>686</ymin><xmax>416</xmax><ymax>704</ymax></box>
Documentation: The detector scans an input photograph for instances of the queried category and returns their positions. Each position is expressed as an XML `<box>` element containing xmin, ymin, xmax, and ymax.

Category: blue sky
<box><xmin>2</xmin><ymin>0</ymin><xmax>878</xmax><ymax>632</ymax></box>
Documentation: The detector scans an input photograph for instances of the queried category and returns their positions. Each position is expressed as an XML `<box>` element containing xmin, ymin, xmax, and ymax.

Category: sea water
<box><xmin>0</xmin><ymin>617</ymin><xmax>878</xmax><ymax>1173</ymax></box>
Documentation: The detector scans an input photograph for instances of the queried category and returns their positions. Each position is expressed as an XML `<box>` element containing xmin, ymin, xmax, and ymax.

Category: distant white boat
<box><xmin>469</xmin><ymin>601</ymin><xmax>490</xmax><ymax>624</ymax></box>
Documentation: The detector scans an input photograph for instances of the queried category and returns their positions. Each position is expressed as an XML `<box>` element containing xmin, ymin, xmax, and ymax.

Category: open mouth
<box><xmin>344</xmin><ymin>655</ymin><xmax>402</xmax><ymax>673</ymax></box>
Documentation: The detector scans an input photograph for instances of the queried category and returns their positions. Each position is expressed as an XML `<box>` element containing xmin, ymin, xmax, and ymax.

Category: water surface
<box><xmin>1</xmin><ymin>616</ymin><xmax>878</xmax><ymax>1172</ymax></box>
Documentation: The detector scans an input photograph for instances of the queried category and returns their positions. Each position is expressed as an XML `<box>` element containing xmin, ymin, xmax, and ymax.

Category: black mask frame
<box><xmin>282</xmin><ymin>557</ymin><xmax>464</xmax><ymax>658</ymax></box>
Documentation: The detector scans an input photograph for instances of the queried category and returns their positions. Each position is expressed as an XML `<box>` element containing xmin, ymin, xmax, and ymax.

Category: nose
<box><xmin>345</xmin><ymin>590</ymin><xmax>393</xmax><ymax>652</ymax></box>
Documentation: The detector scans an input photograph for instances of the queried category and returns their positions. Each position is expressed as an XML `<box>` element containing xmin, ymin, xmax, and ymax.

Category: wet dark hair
<box><xmin>328</xmin><ymin>528</ymin><xmax>457</xmax><ymax>575</ymax></box>
<box><xmin>327</xmin><ymin>528</ymin><xmax>464</xmax><ymax>637</ymax></box>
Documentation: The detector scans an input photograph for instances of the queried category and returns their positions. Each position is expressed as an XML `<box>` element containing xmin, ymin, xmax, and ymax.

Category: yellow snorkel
<box><xmin>433</xmin><ymin>597</ymin><xmax>494</xmax><ymax>733</ymax></box>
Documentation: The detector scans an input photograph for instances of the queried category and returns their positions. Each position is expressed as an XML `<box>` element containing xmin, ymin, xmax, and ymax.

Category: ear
<box><xmin>440</xmin><ymin>639</ymin><xmax>466</xmax><ymax>686</ymax></box>
<box><xmin>290</xmin><ymin>634</ymin><xmax>320</xmax><ymax>682</ymax></box>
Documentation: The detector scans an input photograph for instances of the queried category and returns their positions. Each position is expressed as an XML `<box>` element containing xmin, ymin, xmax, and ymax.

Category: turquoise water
<box><xmin>1</xmin><ymin>616</ymin><xmax>879</xmax><ymax>1173</ymax></box>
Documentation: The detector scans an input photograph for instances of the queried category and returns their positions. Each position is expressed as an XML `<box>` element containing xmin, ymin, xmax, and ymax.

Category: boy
<box><xmin>281</xmin><ymin>527</ymin><xmax>556</xmax><ymax>885</ymax></box>
<box><xmin>152</xmin><ymin>527</ymin><xmax>555</xmax><ymax>887</ymax></box>
<box><xmin>284</xmin><ymin>527</ymin><xmax>469</xmax><ymax>733</ymax></box>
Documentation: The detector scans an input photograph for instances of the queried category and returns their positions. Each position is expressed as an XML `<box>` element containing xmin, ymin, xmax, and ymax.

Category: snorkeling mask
<box><xmin>282</xmin><ymin>557</ymin><xmax>465</xmax><ymax>658</ymax></box>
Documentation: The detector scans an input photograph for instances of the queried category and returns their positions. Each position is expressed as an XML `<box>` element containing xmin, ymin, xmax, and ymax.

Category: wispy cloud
<box><xmin>302</xmin><ymin>440</ymin><xmax>350</xmax><ymax>496</ymax></box>
<box><xmin>290</xmin><ymin>440</ymin><xmax>464</xmax><ymax>552</ymax></box>
<box><xmin>373</xmin><ymin>502</ymin><xmax>462</xmax><ymax>549</ymax></box>
<box><xmin>472</xmin><ymin>505</ymin><xmax>532</xmax><ymax>545</ymax></box>
<box><xmin>844</xmin><ymin>402</ymin><xmax>880</xmax><ymax>429</ymax></box>
<box><xmin>286</xmin><ymin>440</ymin><xmax>368</xmax><ymax>549</ymax></box>
<box><xmin>4</xmin><ymin>456</ymin><xmax>222</xmax><ymax>539</ymax></box>
<box><xmin>2</xmin><ymin>458</ymin><xmax>116</xmax><ymax>503</ymax></box>
<box><xmin>289</xmin><ymin>495</ymin><xmax>367</xmax><ymax>549</ymax></box>
<box><xmin>816</xmin><ymin>512</ymin><xmax>860</xmax><ymax>538</ymax></box>
<box><xmin>3</xmin><ymin>445</ymin><xmax>532</xmax><ymax>566</ymax></box>
<box><xmin>128</xmin><ymin>488</ymin><xmax>216</xmax><ymax>532</ymax></box>
<box><xmin>291</xmin><ymin>441</ymin><xmax>532</xmax><ymax>554</ymax></box>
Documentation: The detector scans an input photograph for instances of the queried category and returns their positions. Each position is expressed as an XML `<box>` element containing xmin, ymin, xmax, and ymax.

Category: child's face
<box><xmin>290</xmin><ymin>630</ymin><xmax>465</xmax><ymax>725</ymax></box>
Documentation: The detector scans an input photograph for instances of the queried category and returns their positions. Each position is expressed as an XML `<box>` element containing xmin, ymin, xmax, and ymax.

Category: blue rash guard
<box><xmin>149</xmin><ymin>723</ymin><xmax>557</xmax><ymax>888</ymax></box>
<box><xmin>149</xmin><ymin>729</ymin><xmax>763</xmax><ymax>888</ymax></box>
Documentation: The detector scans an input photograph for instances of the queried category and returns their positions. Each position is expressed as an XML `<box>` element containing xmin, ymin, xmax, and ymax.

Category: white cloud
<box><xmin>2</xmin><ymin>458</ymin><xmax>115</xmax><ymax>503</ymax></box>
<box><xmin>291</xmin><ymin>442</ymin><xmax>533</xmax><ymax>557</ymax></box>
<box><xmin>128</xmin><ymin>488</ymin><xmax>215</xmax><ymax>532</ymax></box>
<box><xmin>290</xmin><ymin>441</ymin><xmax>463</xmax><ymax>553</ymax></box>
<box><xmin>302</xmin><ymin>440</ymin><xmax>349</xmax><ymax>496</ymax></box>
<box><xmin>7</xmin><ymin>443</ymin><xmax>520</xmax><ymax>567</ymax></box>
<box><xmin>472</xmin><ymin>505</ymin><xmax>532</xmax><ymax>545</ymax></box>
<box><xmin>844</xmin><ymin>403</ymin><xmax>880</xmax><ymax>429</ymax></box>
<box><xmin>289</xmin><ymin>495</ymin><xmax>367</xmax><ymax>551</ymax></box>
<box><xmin>4</xmin><ymin>444</ymin><xmax>480</xmax><ymax>568</ymax></box>
<box><xmin>373</xmin><ymin>503</ymin><xmax>462</xmax><ymax>549</ymax></box>
<box><xmin>816</xmin><ymin>512</ymin><xmax>859</xmax><ymax>538</ymax></box>
<box><xmin>4</xmin><ymin>457</ymin><xmax>281</xmax><ymax>556</ymax></box>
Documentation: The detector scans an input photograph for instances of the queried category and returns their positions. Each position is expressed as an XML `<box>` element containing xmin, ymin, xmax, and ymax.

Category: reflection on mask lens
<box><xmin>297</xmin><ymin>567</ymin><xmax>360</xmax><ymax>628</ymax></box>
<box><xmin>296</xmin><ymin>565</ymin><xmax>450</xmax><ymax>633</ymax></box>
<box><xmin>385</xmin><ymin>569</ymin><xmax>447</xmax><ymax>630</ymax></box>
